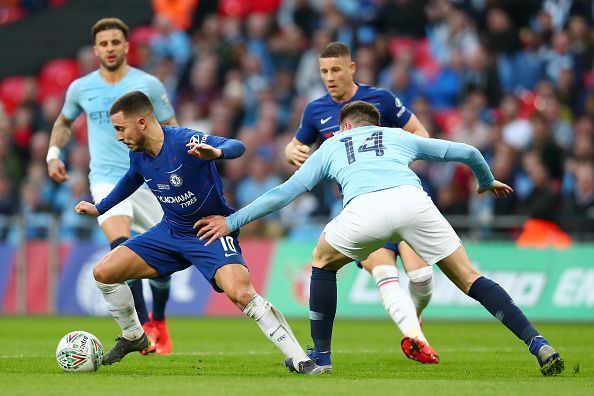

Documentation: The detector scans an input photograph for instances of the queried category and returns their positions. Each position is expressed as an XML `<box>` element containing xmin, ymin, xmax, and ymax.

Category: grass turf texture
<box><xmin>0</xmin><ymin>317</ymin><xmax>591</xmax><ymax>395</ymax></box>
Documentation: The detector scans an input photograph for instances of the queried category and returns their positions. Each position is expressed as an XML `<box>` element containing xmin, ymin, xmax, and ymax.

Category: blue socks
<box><xmin>309</xmin><ymin>267</ymin><xmax>337</xmax><ymax>353</ymax></box>
<box><xmin>468</xmin><ymin>276</ymin><xmax>542</xmax><ymax>354</ymax></box>
<box><xmin>150</xmin><ymin>276</ymin><xmax>171</xmax><ymax>321</ymax></box>
<box><xmin>128</xmin><ymin>279</ymin><xmax>150</xmax><ymax>324</ymax></box>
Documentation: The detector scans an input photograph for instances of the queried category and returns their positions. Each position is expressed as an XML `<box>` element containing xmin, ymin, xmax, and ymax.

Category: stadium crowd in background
<box><xmin>0</xmin><ymin>0</ymin><xmax>593</xmax><ymax>243</ymax></box>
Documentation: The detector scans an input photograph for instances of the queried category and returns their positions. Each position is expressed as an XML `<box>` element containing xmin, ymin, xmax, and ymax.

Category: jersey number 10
<box><xmin>340</xmin><ymin>131</ymin><xmax>385</xmax><ymax>164</ymax></box>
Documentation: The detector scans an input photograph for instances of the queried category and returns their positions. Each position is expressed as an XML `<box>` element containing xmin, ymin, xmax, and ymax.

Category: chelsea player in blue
<box><xmin>47</xmin><ymin>18</ymin><xmax>175</xmax><ymax>354</ymax></box>
<box><xmin>75</xmin><ymin>91</ymin><xmax>325</xmax><ymax>374</ymax></box>
<box><xmin>197</xmin><ymin>101</ymin><xmax>564</xmax><ymax>376</ymax></box>
<box><xmin>285</xmin><ymin>42</ymin><xmax>436</xmax><ymax>367</ymax></box>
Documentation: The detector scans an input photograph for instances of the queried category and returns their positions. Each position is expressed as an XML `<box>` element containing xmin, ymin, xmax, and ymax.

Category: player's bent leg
<box><xmin>214</xmin><ymin>264</ymin><xmax>326</xmax><ymax>375</ymax></box>
<box><xmin>306</xmin><ymin>234</ymin><xmax>352</xmax><ymax>371</ymax></box>
<box><xmin>363</xmin><ymin>248</ymin><xmax>430</xmax><ymax>347</ymax></box>
<box><xmin>399</xmin><ymin>241</ymin><xmax>434</xmax><ymax>317</ymax></box>
<box><xmin>93</xmin><ymin>246</ymin><xmax>158</xmax><ymax>365</ymax></box>
<box><xmin>438</xmin><ymin>246</ymin><xmax>564</xmax><ymax>376</ymax></box>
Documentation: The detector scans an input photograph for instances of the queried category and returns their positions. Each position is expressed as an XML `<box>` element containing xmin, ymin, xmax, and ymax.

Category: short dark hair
<box><xmin>109</xmin><ymin>91</ymin><xmax>154</xmax><ymax>117</ymax></box>
<box><xmin>92</xmin><ymin>17</ymin><xmax>129</xmax><ymax>42</ymax></box>
<box><xmin>339</xmin><ymin>101</ymin><xmax>381</xmax><ymax>127</ymax></box>
<box><xmin>320</xmin><ymin>41</ymin><xmax>351</xmax><ymax>58</ymax></box>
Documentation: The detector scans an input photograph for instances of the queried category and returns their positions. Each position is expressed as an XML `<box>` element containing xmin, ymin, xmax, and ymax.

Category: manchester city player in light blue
<box><xmin>197</xmin><ymin>101</ymin><xmax>564</xmax><ymax>376</ymax></box>
<box><xmin>286</xmin><ymin>42</ymin><xmax>436</xmax><ymax>367</ymax></box>
<box><xmin>75</xmin><ymin>91</ymin><xmax>325</xmax><ymax>374</ymax></box>
<box><xmin>47</xmin><ymin>18</ymin><xmax>176</xmax><ymax>354</ymax></box>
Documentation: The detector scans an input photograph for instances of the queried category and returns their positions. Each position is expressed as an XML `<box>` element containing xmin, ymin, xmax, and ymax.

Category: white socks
<box><xmin>243</xmin><ymin>294</ymin><xmax>309</xmax><ymax>365</ymax></box>
<box><xmin>96</xmin><ymin>281</ymin><xmax>144</xmax><ymax>341</ymax></box>
<box><xmin>372</xmin><ymin>265</ymin><xmax>427</xmax><ymax>343</ymax></box>
<box><xmin>407</xmin><ymin>266</ymin><xmax>434</xmax><ymax>318</ymax></box>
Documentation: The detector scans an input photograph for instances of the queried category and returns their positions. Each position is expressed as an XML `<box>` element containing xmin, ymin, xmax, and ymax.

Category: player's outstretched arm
<box><xmin>75</xmin><ymin>201</ymin><xmax>100</xmax><ymax>217</ymax></box>
<box><xmin>194</xmin><ymin>215</ymin><xmax>230</xmax><ymax>245</ymax></box>
<box><xmin>477</xmin><ymin>180</ymin><xmax>514</xmax><ymax>199</ymax></box>
<box><xmin>47</xmin><ymin>114</ymin><xmax>75</xmax><ymax>183</ymax></box>
<box><xmin>285</xmin><ymin>137</ymin><xmax>311</xmax><ymax>167</ymax></box>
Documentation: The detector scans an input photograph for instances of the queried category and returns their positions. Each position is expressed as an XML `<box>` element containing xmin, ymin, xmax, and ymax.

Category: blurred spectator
<box><xmin>451</xmin><ymin>96</ymin><xmax>489</xmax><ymax>151</ymax></box>
<box><xmin>517</xmin><ymin>151</ymin><xmax>561</xmax><ymax>223</ymax></box>
<box><xmin>0</xmin><ymin>171</ymin><xmax>16</xmax><ymax>240</ymax></box>
<box><xmin>153</xmin><ymin>0</ymin><xmax>199</xmax><ymax>31</ymax></box>
<box><xmin>54</xmin><ymin>171</ymin><xmax>95</xmax><ymax>240</ymax></box>
<box><xmin>19</xmin><ymin>180</ymin><xmax>52</xmax><ymax>240</ymax></box>
<box><xmin>563</xmin><ymin>161</ymin><xmax>594</xmax><ymax>235</ymax></box>
<box><xmin>150</xmin><ymin>14</ymin><xmax>192</xmax><ymax>73</ymax></box>
<box><xmin>500</xmin><ymin>94</ymin><xmax>533</xmax><ymax>150</ymax></box>
<box><xmin>235</xmin><ymin>152</ymin><xmax>282</xmax><ymax>237</ymax></box>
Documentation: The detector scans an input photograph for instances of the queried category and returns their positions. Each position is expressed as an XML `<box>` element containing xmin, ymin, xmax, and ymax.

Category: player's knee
<box><xmin>93</xmin><ymin>265</ymin><xmax>112</xmax><ymax>284</ymax></box>
<box><xmin>227</xmin><ymin>287</ymin><xmax>255</xmax><ymax>308</ymax></box>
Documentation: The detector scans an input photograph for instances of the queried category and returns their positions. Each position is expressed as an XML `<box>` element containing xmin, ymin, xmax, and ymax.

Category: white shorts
<box><xmin>90</xmin><ymin>183</ymin><xmax>163</xmax><ymax>234</ymax></box>
<box><xmin>323</xmin><ymin>185</ymin><xmax>461</xmax><ymax>265</ymax></box>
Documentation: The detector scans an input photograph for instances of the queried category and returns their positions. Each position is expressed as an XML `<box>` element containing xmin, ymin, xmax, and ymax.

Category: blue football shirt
<box><xmin>296</xmin><ymin>84</ymin><xmax>412</xmax><ymax>144</ymax></box>
<box><xmin>96</xmin><ymin>126</ymin><xmax>244</xmax><ymax>233</ymax></box>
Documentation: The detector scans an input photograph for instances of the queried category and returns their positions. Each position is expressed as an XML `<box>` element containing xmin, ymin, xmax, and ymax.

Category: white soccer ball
<box><xmin>56</xmin><ymin>331</ymin><xmax>103</xmax><ymax>372</ymax></box>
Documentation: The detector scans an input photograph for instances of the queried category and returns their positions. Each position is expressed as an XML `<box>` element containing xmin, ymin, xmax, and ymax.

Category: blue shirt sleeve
<box><xmin>145</xmin><ymin>75</ymin><xmax>175</xmax><ymax>123</ymax></box>
<box><xmin>295</xmin><ymin>102</ymin><xmax>320</xmax><ymax>145</ymax></box>
<box><xmin>95</xmin><ymin>164</ymin><xmax>145</xmax><ymax>214</ymax></box>
<box><xmin>203</xmin><ymin>134</ymin><xmax>246</xmax><ymax>159</ymax></box>
<box><xmin>381</xmin><ymin>90</ymin><xmax>412</xmax><ymax>128</ymax></box>
<box><xmin>61</xmin><ymin>79</ymin><xmax>83</xmax><ymax>121</ymax></box>
<box><xmin>412</xmin><ymin>136</ymin><xmax>494</xmax><ymax>189</ymax></box>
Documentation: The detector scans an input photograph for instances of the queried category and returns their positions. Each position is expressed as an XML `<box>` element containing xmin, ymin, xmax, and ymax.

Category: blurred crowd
<box><xmin>0</xmin><ymin>0</ymin><xmax>593</xmax><ymax>243</ymax></box>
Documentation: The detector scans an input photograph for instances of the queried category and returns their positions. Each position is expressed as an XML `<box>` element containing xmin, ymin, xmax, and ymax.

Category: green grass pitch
<box><xmin>0</xmin><ymin>317</ymin><xmax>592</xmax><ymax>395</ymax></box>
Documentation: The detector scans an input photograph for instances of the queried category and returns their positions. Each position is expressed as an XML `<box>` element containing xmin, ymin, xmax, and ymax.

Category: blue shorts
<box><xmin>355</xmin><ymin>241</ymin><xmax>399</xmax><ymax>269</ymax></box>
<box><xmin>123</xmin><ymin>222</ymin><xmax>246</xmax><ymax>293</ymax></box>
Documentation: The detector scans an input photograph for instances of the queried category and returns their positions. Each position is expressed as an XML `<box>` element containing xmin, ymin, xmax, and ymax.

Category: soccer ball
<box><xmin>56</xmin><ymin>331</ymin><xmax>103</xmax><ymax>372</ymax></box>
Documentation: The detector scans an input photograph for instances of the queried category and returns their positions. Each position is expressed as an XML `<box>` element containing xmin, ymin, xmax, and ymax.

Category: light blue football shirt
<box><xmin>61</xmin><ymin>67</ymin><xmax>175</xmax><ymax>185</ymax></box>
<box><xmin>226</xmin><ymin>125</ymin><xmax>494</xmax><ymax>232</ymax></box>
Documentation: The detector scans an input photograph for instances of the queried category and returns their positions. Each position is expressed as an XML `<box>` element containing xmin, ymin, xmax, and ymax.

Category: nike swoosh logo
<box><xmin>88</xmin><ymin>96</ymin><xmax>98</xmax><ymax>101</ymax></box>
<box><xmin>143</xmin><ymin>178</ymin><xmax>152</xmax><ymax>182</ymax></box>
<box><xmin>225</xmin><ymin>253</ymin><xmax>237</xmax><ymax>257</ymax></box>
<box><xmin>320</xmin><ymin>116</ymin><xmax>332</xmax><ymax>125</ymax></box>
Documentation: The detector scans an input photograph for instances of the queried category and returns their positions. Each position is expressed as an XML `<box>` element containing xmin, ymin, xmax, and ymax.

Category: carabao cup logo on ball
<box><xmin>56</xmin><ymin>331</ymin><xmax>103</xmax><ymax>372</ymax></box>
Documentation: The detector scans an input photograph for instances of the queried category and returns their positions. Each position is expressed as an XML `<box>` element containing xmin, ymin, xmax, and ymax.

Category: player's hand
<box><xmin>477</xmin><ymin>180</ymin><xmax>514</xmax><ymax>199</ymax></box>
<box><xmin>289</xmin><ymin>144</ymin><xmax>311</xmax><ymax>167</ymax></box>
<box><xmin>186</xmin><ymin>142</ymin><xmax>223</xmax><ymax>160</ymax></box>
<box><xmin>194</xmin><ymin>215</ymin><xmax>230</xmax><ymax>246</ymax></box>
<box><xmin>47</xmin><ymin>159</ymin><xmax>69</xmax><ymax>183</ymax></box>
<box><xmin>75</xmin><ymin>201</ymin><xmax>100</xmax><ymax>217</ymax></box>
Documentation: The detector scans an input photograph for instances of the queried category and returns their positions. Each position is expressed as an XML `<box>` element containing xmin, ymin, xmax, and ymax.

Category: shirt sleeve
<box><xmin>182</xmin><ymin>130</ymin><xmax>245</xmax><ymax>168</ymax></box>
<box><xmin>61</xmin><ymin>79</ymin><xmax>83</xmax><ymax>121</ymax></box>
<box><xmin>382</xmin><ymin>90</ymin><xmax>412</xmax><ymax>128</ymax></box>
<box><xmin>95</xmin><ymin>164</ymin><xmax>145</xmax><ymax>215</ymax></box>
<box><xmin>226</xmin><ymin>177</ymin><xmax>309</xmax><ymax>232</ymax></box>
<box><xmin>145</xmin><ymin>75</ymin><xmax>175</xmax><ymax>123</ymax></box>
<box><xmin>295</xmin><ymin>102</ymin><xmax>320</xmax><ymax>145</ymax></box>
<box><xmin>413</xmin><ymin>136</ymin><xmax>494</xmax><ymax>189</ymax></box>
<box><xmin>290</xmin><ymin>148</ymin><xmax>328</xmax><ymax>191</ymax></box>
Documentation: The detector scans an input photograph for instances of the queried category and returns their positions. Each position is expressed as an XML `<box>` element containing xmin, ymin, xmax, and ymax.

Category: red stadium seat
<box><xmin>0</xmin><ymin>5</ymin><xmax>25</xmax><ymax>26</ymax></box>
<box><xmin>37</xmin><ymin>58</ymin><xmax>79</xmax><ymax>101</ymax></box>
<box><xmin>128</xmin><ymin>26</ymin><xmax>157</xmax><ymax>67</ymax></box>
<box><xmin>0</xmin><ymin>76</ymin><xmax>28</xmax><ymax>115</ymax></box>
<box><xmin>434</xmin><ymin>109</ymin><xmax>461</xmax><ymax>136</ymax></box>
